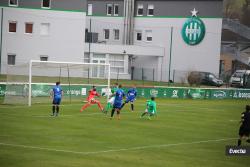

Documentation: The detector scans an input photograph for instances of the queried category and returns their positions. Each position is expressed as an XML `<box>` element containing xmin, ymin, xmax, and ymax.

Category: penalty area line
<box><xmin>0</xmin><ymin>137</ymin><xmax>237</xmax><ymax>156</ymax></box>
<box><xmin>229</xmin><ymin>120</ymin><xmax>238</xmax><ymax>122</ymax></box>
<box><xmin>32</xmin><ymin>112</ymin><xmax>101</xmax><ymax>117</ymax></box>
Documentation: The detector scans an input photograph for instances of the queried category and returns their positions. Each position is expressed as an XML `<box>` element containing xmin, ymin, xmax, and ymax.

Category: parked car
<box><xmin>188</xmin><ymin>71</ymin><xmax>223</xmax><ymax>87</ymax></box>
<box><xmin>229</xmin><ymin>70</ymin><xmax>250</xmax><ymax>87</ymax></box>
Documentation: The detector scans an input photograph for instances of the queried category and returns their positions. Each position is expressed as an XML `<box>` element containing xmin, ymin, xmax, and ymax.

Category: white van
<box><xmin>229</xmin><ymin>70</ymin><xmax>250</xmax><ymax>87</ymax></box>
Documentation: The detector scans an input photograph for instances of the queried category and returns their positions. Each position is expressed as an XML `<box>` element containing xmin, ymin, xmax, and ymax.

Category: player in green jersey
<box><xmin>140</xmin><ymin>97</ymin><xmax>157</xmax><ymax>120</ymax></box>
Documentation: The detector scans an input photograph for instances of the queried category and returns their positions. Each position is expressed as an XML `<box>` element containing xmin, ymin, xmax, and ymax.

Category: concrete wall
<box><xmin>0</xmin><ymin>0</ymin><xmax>86</xmax><ymax>12</ymax></box>
<box><xmin>85</xmin><ymin>43</ymin><xmax>164</xmax><ymax>56</ymax></box>
<box><xmin>86</xmin><ymin>16</ymin><xmax>124</xmax><ymax>45</ymax></box>
<box><xmin>84</xmin><ymin>43</ymin><xmax>164</xmax><ymax>79</ymax></box>
<box><xmin>85</xmin><ymin>0</ymin><xmax>223</xmax><ymax>82</ymax></box>
<box><xmin>135</xmin><ymin>0</ymin><xmax>222</xmax><ymax>17</ymax></box>
<box><xmin>1</xmin><ymin>0</ymin><xmax>223</xmax><ymax>83</ymax></box>
<box><xmin>87</xmin><ymin>0</ymin><xmax>124</xmax><ymax>16</ymax></box>
<box><xmin>1</xmin><ymin>7</ymin><xmax>86</xmax><ymax>74</ymax></box>
<box><xmin>133</xmin><ymin>17</ymin><xmax>222</xmax><ymax>81</ymax></box>
<box><xmin>0</xmin><ymin>0</ymin><xmax>8</xmax><ymax>6</ymax></box>
<box><xmin>85</xmin><ymin>0</ymin><xmax>223</xmax><ymax>17</ymax></box>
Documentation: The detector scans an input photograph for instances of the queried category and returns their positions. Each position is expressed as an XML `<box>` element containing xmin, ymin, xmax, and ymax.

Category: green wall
<box><xmin>1</xmin><ymin>84</ymin><xmax>250</xmax><ymax>99</ymax></box>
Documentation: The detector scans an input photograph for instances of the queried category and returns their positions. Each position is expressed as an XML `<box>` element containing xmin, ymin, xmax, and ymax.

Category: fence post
<box><xmin>142</xmin><ymin>68</ymin><xmax>144</xmax><ymax>86</ymax></box>
<box><xmin>116</xmin><ymin>68</ymin><xmax>119</xmax><ymax>83</ymax></box>
<box><xmin>131</xmin><ymin>66</ymin><xmax>134</xmax><ymax>80</ymax></box>
<box><xmin>168</xmin><ymin>26</ymin><xmax>173</xmax><ymax>82</ymax></box>
<box><xmin>87</xmin><ymin>68</ymin><xmax>90</xmax><ymax>84</ymax></box>
<box><xmin>58</xmin><ymin>66</ymin><xmax>61</xmax><ymax>82</ymax></box>
<box><xmin>173</xmin><ymin>69</ymin><xmax>175</xmax><ymax>83</ymax></box>
<box><xmin>160</xmin><ymin>69</ymin><xmax>162</xmax><ymax>82</ymax></box>
<box><xmin>153</xmin><ymin>68</ymin><xmax>155</xmax><ymax>82</ymax></box>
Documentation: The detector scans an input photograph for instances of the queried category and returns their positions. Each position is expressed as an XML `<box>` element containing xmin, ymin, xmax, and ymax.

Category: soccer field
<box><xmin>0</xmin><ymin>99</ymin><xmax>250</xmax><ymax>167</ymax></box>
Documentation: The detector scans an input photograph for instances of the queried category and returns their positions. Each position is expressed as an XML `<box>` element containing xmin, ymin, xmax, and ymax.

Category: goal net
<box><xmin>3</xmin><ymin>60</ymin><xmax>111</xmax><ymax>106</ymax></box>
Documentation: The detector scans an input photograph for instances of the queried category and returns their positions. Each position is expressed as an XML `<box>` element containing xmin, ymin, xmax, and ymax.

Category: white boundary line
<box><xmin>0</xmin><ymin>138</ymin><xmax>237</xmax><ymax>156</ymax></box>
<box><xmin>0</xmin><ymin>102</ymin><xmax>231</xmax><ymax>109</ymax></box>
<box><xmin>32</xmin><ymin>112</ymin><xmax>101</xmax><ymax>117</ymax></box>
<box><xmin>0</xmin><ymin>112</ymin><xmax>104</xmax><ymax>118</ymax></box>
<box><xmin>229</xmin><ymin>120</ymin><xmax>238</xmax><ymax>122</ymax></box>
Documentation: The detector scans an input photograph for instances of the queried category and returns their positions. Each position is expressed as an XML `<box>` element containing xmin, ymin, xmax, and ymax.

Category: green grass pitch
<box><xmin>0</xmin><ymin>98</ymin><xmax>250</xmax><ymax>167</ymax></box>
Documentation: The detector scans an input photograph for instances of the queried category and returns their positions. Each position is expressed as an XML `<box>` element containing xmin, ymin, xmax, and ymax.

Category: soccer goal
<box><xmin>3</xmin><ymin>60</ymin><xmax>111</xmax><ymax>106</ymax></box>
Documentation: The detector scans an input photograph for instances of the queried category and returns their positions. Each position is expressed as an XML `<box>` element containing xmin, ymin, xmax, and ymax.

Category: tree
<box><xmin>241</xmin><ymin>0</ymin><xmax>250</xmax><ymax>26</ymax></box>
<box><xmin>223</xmin><ymin>0</ymin><xmax>244</xmax><ymax>19</ymax></box>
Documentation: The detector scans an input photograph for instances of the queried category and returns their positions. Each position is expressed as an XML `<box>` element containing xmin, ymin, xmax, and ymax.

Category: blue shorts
<box><xmin>113</xmin><ymin>102</ymin><xmax>122</xmax><ymax>109</ymax></box>
<box><xmin>53</xmin><ymin>98</ymin><xmax>61</xmax><ymax>105</ymax></box>
<box><xmin>125</xmin><ymin>97</ymin><xmax>135</xmax><ymax>103</ymax></box>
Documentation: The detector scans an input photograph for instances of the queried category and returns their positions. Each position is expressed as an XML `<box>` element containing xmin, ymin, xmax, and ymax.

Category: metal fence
<box><xmin>131</xmin><ymin>68</ymin><xmax>193</xmax><ymax>85</ymax></box>
<box><xmin>115</xmin><ymin>67</ymin><xmax>236</xmax><ymax>87</ymax></box>
<box><xmin>2</xmin><ymin>63</ymin><xmax>243</xmax><ymax>87</ymax></box>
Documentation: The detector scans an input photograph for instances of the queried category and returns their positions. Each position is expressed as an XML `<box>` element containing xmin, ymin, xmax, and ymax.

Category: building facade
<box><xmin>0</xmin><ymin>0</ymin><xmax>223</xmax><ymax>82</ymax></box>
<box><xmin>85</xmin><ymin>0</ymin><xmax>223</xmax><ymax>81</ymax></box>
<box><xmin>0</xmin><ymin>0</ymin><xmax>86</xmax><ymax>75</ymax></box>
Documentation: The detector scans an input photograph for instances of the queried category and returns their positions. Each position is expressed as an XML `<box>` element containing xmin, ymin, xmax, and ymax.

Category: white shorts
<box><xmin>145</xmin><ymin>108</ymin><xmax>155</xmax><ymax>115</ymax></box>
<box><xmin>108</xmin><ymin>97</ymin><xmax>115</xmax><ymax>105</ymax></box>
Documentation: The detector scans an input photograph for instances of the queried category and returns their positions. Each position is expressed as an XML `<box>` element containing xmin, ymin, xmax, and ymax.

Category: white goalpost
<box><xmin>4</xmin><ymin>60</ymin><xmax>111</xmax><ymax>106</ymax></box>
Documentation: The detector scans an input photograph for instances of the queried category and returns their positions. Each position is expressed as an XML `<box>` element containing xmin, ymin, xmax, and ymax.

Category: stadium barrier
<box><xmin>121</xmin><ymin>67</ymin><xmax>233</xmax><ymax>86</ymax></box>
<box><xmin>0</xmin><ymin>83</ymin><xmax>250</xmax><ymax>100</ymax></box>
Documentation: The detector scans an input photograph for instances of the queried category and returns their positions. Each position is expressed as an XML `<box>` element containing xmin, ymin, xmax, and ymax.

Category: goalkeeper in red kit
<box><xmin>80</xmin><ymin>86</ymin><xmax>103</xmax><ymax>112</ymax></box>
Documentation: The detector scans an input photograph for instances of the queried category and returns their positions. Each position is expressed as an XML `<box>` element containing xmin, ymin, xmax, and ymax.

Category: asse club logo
<box><xmin>182</xmin><ymin>8</ymin><xmax>205</xmax><ymax>45</ymax></box>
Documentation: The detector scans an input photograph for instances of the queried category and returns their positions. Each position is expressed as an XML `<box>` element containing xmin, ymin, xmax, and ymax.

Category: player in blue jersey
<box><xmin>110</xmin><ymin>84</ymin><xmax>125</xmax><ymax>120</ymax></box>
<box><xmin>103</xmin><ymin>83</ymin><xmax>119</xmax><ymax>114</ymax></box>
<box><xmin>50</xmin><ymin>82</ymin><xmax>63</xmax><ymax>116</ymax></box>
<box><xmin>121</xmin><ymin>85</ymin><xmax>137</xmax><ymax>112</ymax></box>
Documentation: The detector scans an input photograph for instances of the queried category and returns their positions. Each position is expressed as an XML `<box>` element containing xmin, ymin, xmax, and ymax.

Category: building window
<box><xmin>42</xmin><ymin>0</ymin><xmax>51</xmax><ymax>9</ymax></box>
<box><xmin>104</xmin><ymin>29</ymin><xmax>109</xmax><ymax>40</ymax></box>
<box><xmin>109</xmin><ymin>55</ymin><xmax>125</xmax><ymax>73</ymax></box>
<box><xmin>147</xmin><ymin>4</ymin><xmax>154</xmax><ymax>16</ymax></box>
<box><xmin>25</xmin><ymin>23</ymin><xmax>33</xmax><ymax>34</ymax></box>
<box><xmin>8</xmin><ymin>54</ymin><xmax>16</xmax><ymax>65</ymax></box>
<box><xmin>114</xmin><ymin>4</ymin><xmax>119</xmax><ymax>16</ymax></box>
<box><xmin>146</xmin><ymin>30</ymin><xmax>152</xmax><ymax>41</ymax></box>
<box><xmin>40</xmin><ymin>23</ymin><xmax>50</xmax><ymax>36</ymax></box>
<box><xmin>40</xmin><ymin>56</ymin><xmax>48</xmax><ymax>61</ymax></box>
<box><xmin>137</xmin><ymin>4</ymin><xmax>143</xmax><ymax>16</ymax></box>
<box><xmin>93</xmin><ymin>54</ymin><xmax>106</xmax><ymax>59</ymax></box>
<box><xmin>136</xmin><ymin>31</ymin><xmax>142</xmax><ymax>41</ymax></box>
<box><xmin>106</xmin><ymin>4</ymin><xmax>112</xmax><ymax>16</ymax></box>
<box><xmin>9</xmin><ymin>0</ymin><xmax>18</xmax><ymax>7</ymax></box>
<box><xmin>87</xmin><ymin>4</ymin><xmax>93</xmax><ymax>15</ymax></box>
<box><xmin>114</xmin><ymin>29</ymin><xmax>119</xmax><ymax>40</ymax></box>
<box><xmin>9</xmin><ymin>21</ymin><xmax>17</xmax><ymax>33</ymax></box>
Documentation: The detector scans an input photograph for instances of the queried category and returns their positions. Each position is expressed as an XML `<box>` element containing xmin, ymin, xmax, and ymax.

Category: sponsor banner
<box><xmin>232</xmin><ymin>90</ymin><xmax>250</xmax><ymax>99</ymax></box>
<box><xmin>1</xmin><ymin>84</ymin><xmax>250</xmax><ymax>99</ymax></box>
<box><xmin>0</xmin><ymin>84</ymin><xmax>6</xmax><ymax>96</ymax></box>
<box><xmin>210</xmin><ymin>90</ymin><xmax>232</xmax><ymax>99</ymax></box>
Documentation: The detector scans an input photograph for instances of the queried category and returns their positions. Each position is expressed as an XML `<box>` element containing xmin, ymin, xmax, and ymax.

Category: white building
<box><xmin>0</xmin><ymin>0</ymin><xmax>223</xmax><ymax>82</ymax></box>
<box><xmin>0</xmin><ymin>0</ymin><xmax>86</xmax><ymax>76</ymax></box>
<box><xmin>84</xmin><ymin>0</ymin><xmax>223</xmax><ymax>82</ymax></box>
